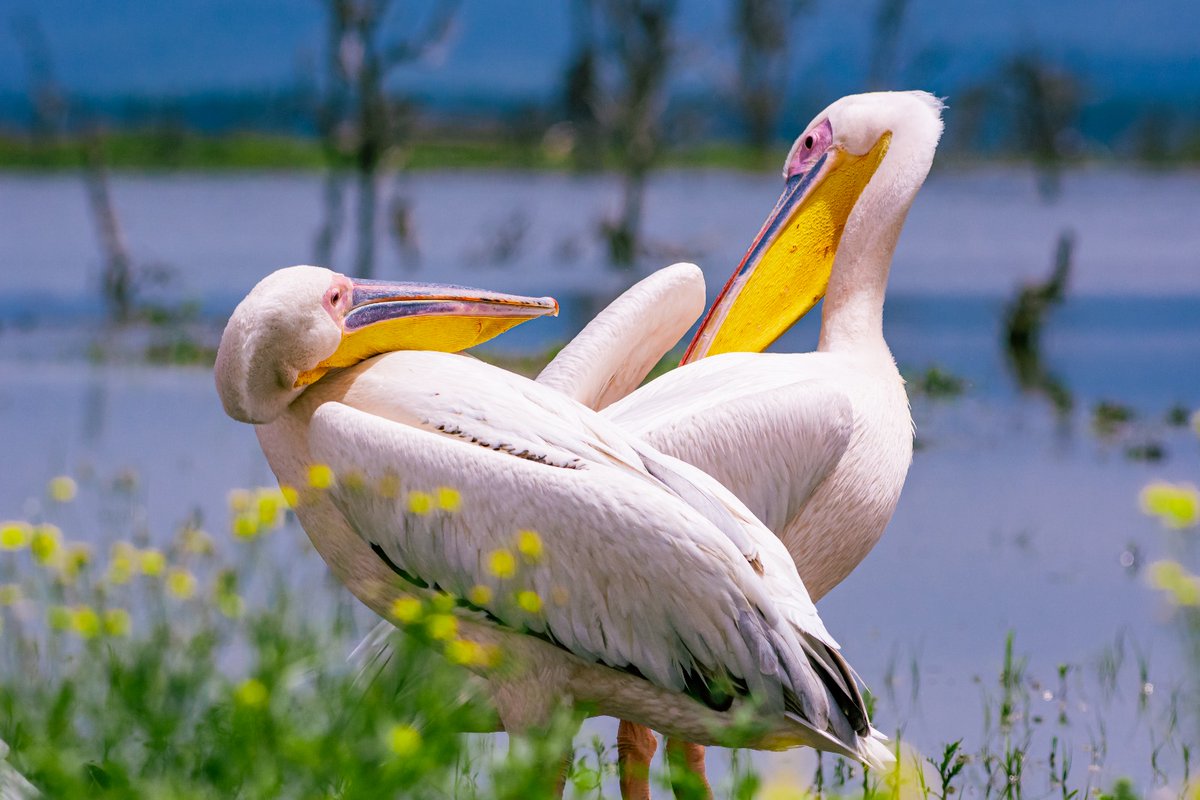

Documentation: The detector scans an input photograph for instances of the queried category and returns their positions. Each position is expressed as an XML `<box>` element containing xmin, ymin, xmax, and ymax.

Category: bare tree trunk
<box><xmin>594</xmin><ymin>0</ymin><xmax>676</xmax><ymax>269</ymax></box>
<box><xmin>388</xmin><ymin>186</ymin><xmax>420</xmax><ymax>272</ymax></box>
<box><xmin>1007</xmin><ymin>54</ymin><xmax>1082</xmax><ymax>203</ymax></box>
<box><xmin>353</xmin><ymin>167</ymin><xmax>378</xmax><ymax>278</ymax></box>
<box><xmin>313</xmin><ymin>0</ymin><xmax>459</xmax><ymax>278</ymax></box>
<box><xmin>605</xmin><ymin>172</ymin><xmax>645</xmax><ymax>266</ymax></box>
<box><xmin>81</xmin><ymin>131</ymin><xmax>134</xmax><ymax>322</ymax></box>
<box><xmin>564</xmin><ymin>0</ymin><xmax>604</xmax><ymax>172</ymax></box>
<box><xmin>732</xmin><ymin>0</ymin><xmax>808</xmax><ymax>164</ymax></box>
<box><xmin>13</xmin><ymin>15</ymin><xmax>137</xmax><ymax>322</ymax></box>
<box><xmin>314</xmin><ymin>171</ymin><xmax>346</xmax><ymax>267</ymax></box>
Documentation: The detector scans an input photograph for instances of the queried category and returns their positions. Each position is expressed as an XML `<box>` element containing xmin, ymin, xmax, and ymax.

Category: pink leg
<box><xmin>618</xmin><ymin>719</ymin><xmax>658</xmax><ymax>800</ymax></box>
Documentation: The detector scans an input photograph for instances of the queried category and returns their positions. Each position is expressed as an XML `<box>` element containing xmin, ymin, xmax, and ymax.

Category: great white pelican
<box><xmin>214</xmin><ymin>267</ymin><xmax>894</xmax><ymax>782</ymax></box>
<box><xmin>538</xmin><ymin>90</ymin><xmax>944</xmax><ymax>796</ymax></box>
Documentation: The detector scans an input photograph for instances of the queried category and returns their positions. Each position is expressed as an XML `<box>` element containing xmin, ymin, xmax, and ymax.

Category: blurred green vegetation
<box><xmin>3</xmin><ymin>131</ymin><xmax>1200</xmax><ymax>172</ymax></box>
<box><xmin>0</xmin><ymin>131</ymin><xmax>819</xmax><ymax>172</ymax></box>
<box><xmin>15</xmin><ymin>130</ymin><xmax>1198</xmax><ymax>172</ymax></box>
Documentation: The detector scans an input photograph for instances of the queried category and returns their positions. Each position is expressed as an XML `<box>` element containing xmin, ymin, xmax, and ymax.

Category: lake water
<box><xmin>1</xmin><ymin>167</ymin><xmax>1199</xmax><ymax>791</ymax></box>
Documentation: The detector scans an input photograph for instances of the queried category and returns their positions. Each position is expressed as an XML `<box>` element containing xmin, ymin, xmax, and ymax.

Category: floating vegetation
<box><xmin>1093</xmin><ymin>401</ymin><xmax>1136</xmax><ymax>438</ymax></box>
<box><xmin>1124</xmin><ymin>440</ymin><xmax>1166</xmax><ymax>463</ymax></box>
<box><xmin>1166</xmin><ymin>405</ymin><xmax>1191</xmax><ymax>427</ymax></box>
<box><xmin>905</xmin><ymin>365</ymin><xmax>967</xmax><ymax>399</ymax></box>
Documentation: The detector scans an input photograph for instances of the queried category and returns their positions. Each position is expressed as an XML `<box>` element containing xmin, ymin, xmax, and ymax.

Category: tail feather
<box><xmin>858</xmin><ymin>728</ymin><xmax>897</xmax><ymax>771</ymax></box>
<box><xmin>797</xmin><ymin>634</ymin><xmax>868</xmax><ymax>734</ymax></box>
<box><xmin>773</xmin><ymin>624</ymin><xmax>882</xmax><ymax>770</ymax></box>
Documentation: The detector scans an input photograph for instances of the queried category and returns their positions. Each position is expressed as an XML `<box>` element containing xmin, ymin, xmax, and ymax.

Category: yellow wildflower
<box><xmin>377</xmin><ymin>474</ymin><xmax>400</xmax><ymax>499</ymax></box>
<box><xmin>758</xmin><ymin>777</ymin><xmax>816</xmax><ymax>800</ymax></box>
<box><xmin>436</xmin><ymin>487</ymin><xmax>462</xmax><ymax>512</ymax></box>
<box><xmin>180</xmin><ymin>527</ymin><xmax>214</xmax><ymax>555</ymax></box>
<box><xmin>445</xmin><ymin>639</ymin><xmax>499</xmax><ymax>668</ymax></box>
<box><xmin>56</xmin><ymin>544</ymin><xmax>92</xmax><ymax>583</ymax></box>
<box><xmin>425</xmin><ymin>613</ymin><xmax>458</xmax><ymax>641</ymax></box>
<box><xmin>103</xmin><ymin>609</ymin><xmax>132</xmax><ymax>637</ymax></box>
<box><xmin>387</xmin><ymin>724</ymin><xmax>421</xmax><ymax>757</ymax></box>
<box><xmin>407</xmin><ymin>491</ymin><xmax>433</xmax><ymax>515</ymax></box>
<box><xmin>227</xmin><ymin>489</ymin><xmax>252</xmax><ymax>513</ymax></box>
<box><xmin>105</xmin><ymin>553</ymin><xmax>134</xmax><ymax>585</ymax></box>
<box><xmin>342</xmin><ymin>471</ymin><xmax>367</xmax><ymax>493</ymax></box>
<box><xmin>139</xmin><ymin>549</ymin><xmax>166</xmax><ymax>576</ymax></box>
<box><xmin>516</xmin><ymin>590</ymin><xmax>542</xmax><ymax>614</ymax></box>
<box><xmin>279</xmin><ymin>484</ymin><xmax>299</xmax><ymax>508</ymax></box>
<box><xmin>307</xmin><ymin>463</ymin><xmax>335</xmax><ymax>489</ymax></box>
<box><xmin>430</xmin><ymin>593</ymin><xmax>456</xmax><ymax>613</ymax></box>
<box><xmin>1148</xmin><ymin>560</ymin><xmax>1200</xmax><ymax>606</ymax></box>
<box><xmin>256</xmin><ymin>490</ymin><xmax>282</xmax><ymax>528</ymax></box>
<box><xmin>0</xmin><ymin>522</ymin><xmax>31</xmax><ymax>551</ymax></box>
<box><xmin>67</xmin><ymin>544</ymin><xmax>91</xmax><ymax>569</ymax></box>
<box><xmin>47</xmin><ymin>475</ymin><xmax>77</xmax><ymax>503</ymax></box>
<box><xmin>0</xmin><ymin>585</ymin><xmax>23</xmax><ymax>606</ymax></box>
<box><xmin>488</xmin><ymin>549</ymin><xmax>516</xmax><ymax>579</ymax></box>
<box><xmin>48</xmin><ymin>605</ymin><xmax>72</xmax><ymax>631</ymax></box>
<box><xmin>30</xmin><ymin>525</ymin><xmax>62</xmax><ymax>564</ymax></box>
<box><xmin>167</xmin><ymin>569</ymin><xmax>197</xmax><ymax>599</ymax></box>
<box><xmin>391</xmin><ymin>597</ymin><xmax>423</xmax><ymax>624</ymax></box>
<box><xmin>232</xmin><ymin>512</ymin><xmax>259</xmax><ymax>539</ymax></box>
<box><xmin>235</xmin><ymin>678</ymin><xmax>268</xmax><ymax>708</ymax></box>
<box><xmin>467</xmin><ymin>584</ymin><xmax>493</xmax><ymax>606</ymax></box>
<box><xmin>516</xmin><ymin>530</ymin><xmax>543</xmax><ymax>562</ymax></box>
<box><xmin>112</xmin><ymin>540</ymin><xmax>138</xmax><ymax>560</ymax></box>
<box><xmin>71</xmin><ymin>606</ymin><xmax>101</xmax><ymax>639</ymax></box>
<box><xmin>1140</xmin><ymin>482</ymin><xmax>1199</xmax><ymax>529</ymax></box>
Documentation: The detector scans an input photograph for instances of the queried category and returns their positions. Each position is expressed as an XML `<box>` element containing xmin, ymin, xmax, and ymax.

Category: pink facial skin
<box><xmin>785</xmin><ymin>118</ymin><xmax>834</xmax><ymax>179</ymax></box>
<box><xmin>322</xmin><ymin>275</ymin><xmax>354</xmax><ymax>325</ymax></box>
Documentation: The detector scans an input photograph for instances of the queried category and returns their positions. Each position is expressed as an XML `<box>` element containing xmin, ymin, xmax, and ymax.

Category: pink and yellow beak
<box><xmin>296</xmin><ymin>280</ymin><xmax>558</xmax><ymax>387</ymax></box>
<box><xmin>681</xmin><ymin>132</ymin><xmax>892</xmax><ymax>363</ymax></box>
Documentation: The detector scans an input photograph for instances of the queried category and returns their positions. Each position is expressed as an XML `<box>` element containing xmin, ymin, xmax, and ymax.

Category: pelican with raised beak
<box><xmin>538</xmin><ymin>90</ymin><xmax>944</xmax><ymax>796</ymax></box>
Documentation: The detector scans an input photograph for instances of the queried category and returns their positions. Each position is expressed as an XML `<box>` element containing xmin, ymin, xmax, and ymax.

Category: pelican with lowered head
<box><xmin>214</xmin><ymin>265</ymin><xmax>894</xmax><ymax>787</ymax></box>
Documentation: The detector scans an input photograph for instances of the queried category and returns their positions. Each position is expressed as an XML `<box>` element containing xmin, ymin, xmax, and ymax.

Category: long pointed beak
<box><xmin>295</xmin><ymin>280</ymin><xmax>558</xmax><ymax>387</ymax></box>
<box><xmin>681</xmin><ymin>133</ymin><xmax>891</xmax><ymax>363</ymax></box>
<box><xmin>343</xmin><ymin>279</ymin><xmax>559</xmax><ymax>333</ymax></box>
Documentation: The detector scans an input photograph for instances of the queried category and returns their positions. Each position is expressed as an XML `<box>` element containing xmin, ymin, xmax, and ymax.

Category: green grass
<box><xmin>0</xmin><ymin>483</ymin><xmax>576</xmax><ymax>799</ymax></box>
<box><xmin>0</xmin><ymin>131</ymin><xmax>794</xmax><ymax>173</ymax></box>
<box><xmin>0</xmin><ymin>132</ymin><xmax>328</xmax><ymax>171</ymax></box>
<box><xmin>0</xmin><ymin>132</ymin><xmax>564</xmax><ymax>172</ymax></box>
<box><xmin>6</xmin><ymin>129</ymin><xmax>1200</xmax><ymax>173</ymax></box>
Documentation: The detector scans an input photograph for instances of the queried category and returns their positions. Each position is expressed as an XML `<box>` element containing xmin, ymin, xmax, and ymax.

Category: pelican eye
<box><xmin>330</xmin><ymin>289</ymin><xmax>342</xmax><ymax>305</ymax></box>
<box><xmin>804</xmin><ymin>135</ymin><xmax>814</xmax><ymax>149</ymax></box>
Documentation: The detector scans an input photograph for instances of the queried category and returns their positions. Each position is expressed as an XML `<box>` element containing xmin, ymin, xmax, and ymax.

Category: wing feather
<box><xmin>604</xmin><ymin>353</ymin><xmax>854</xmax><ymax>537</ymax></box>
<box><xmin>310</xmin><ymin>400</ymin><xmax>781</xmax><ymax>706</ymax></box>
<box><xmin>317</xmin><ymin>351</ymin><xmax>873</xmax><ymax>747</ymax></box>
